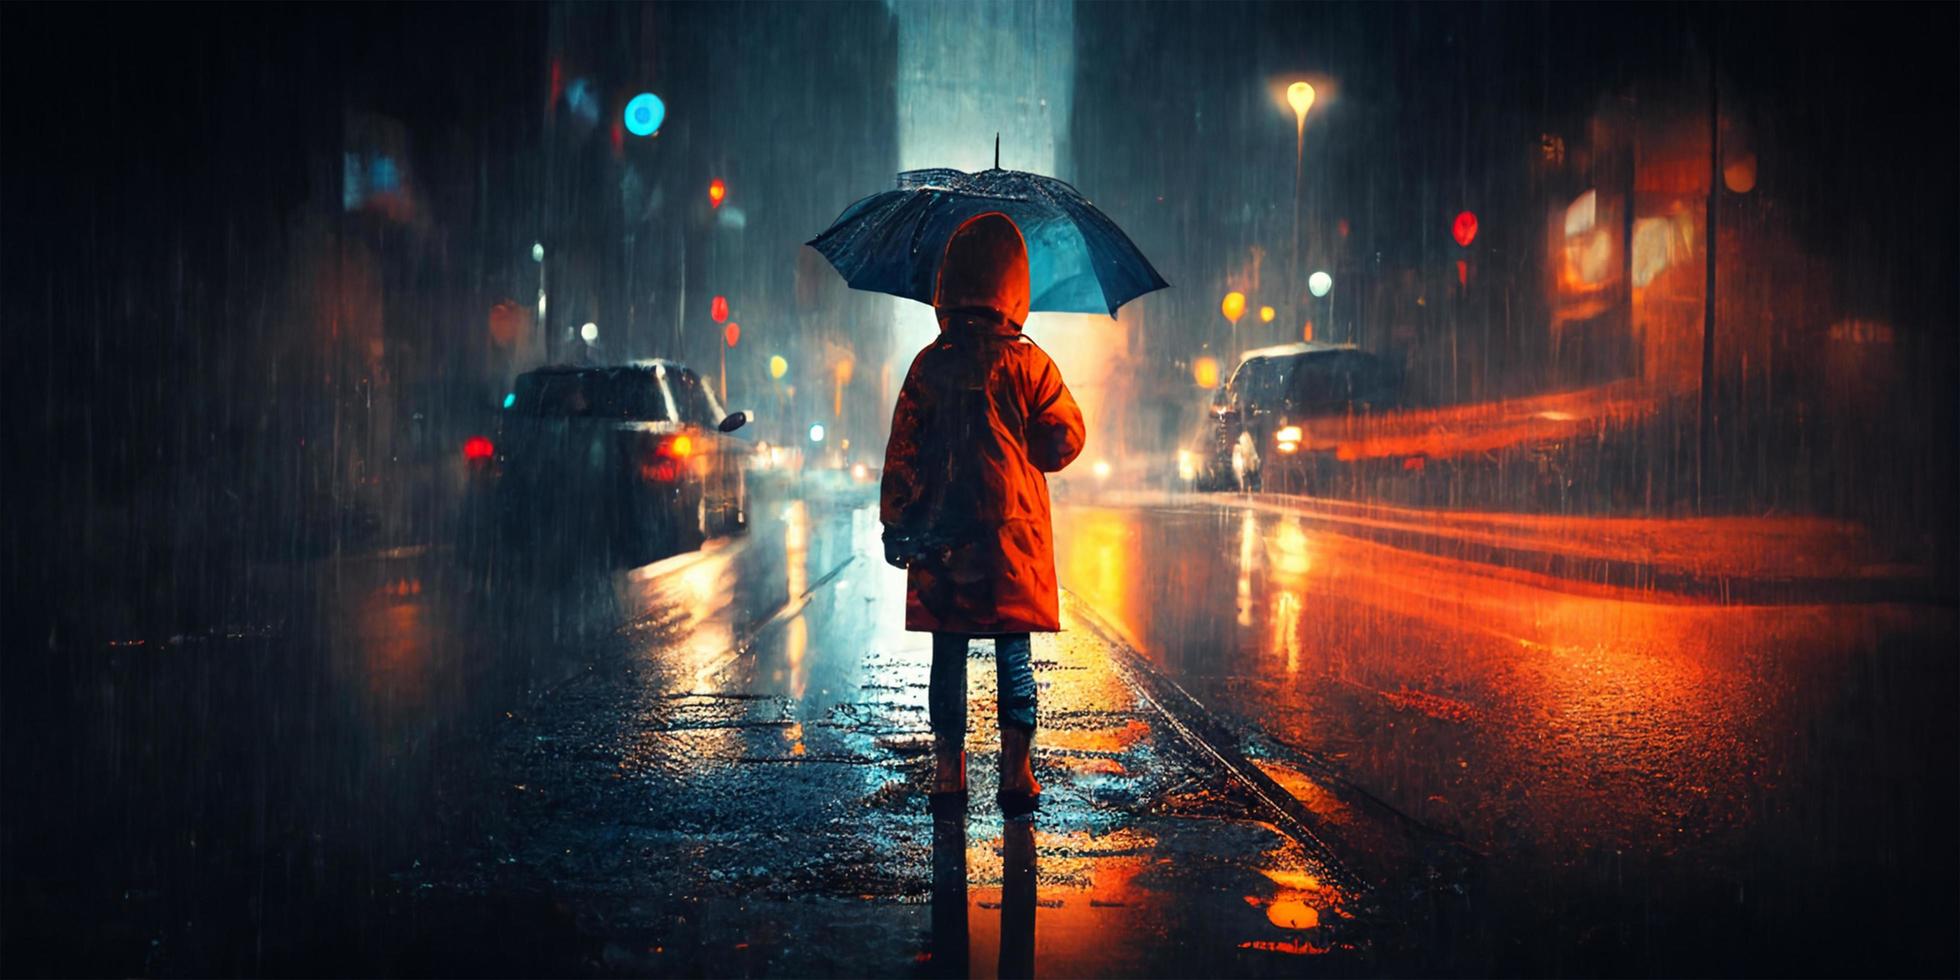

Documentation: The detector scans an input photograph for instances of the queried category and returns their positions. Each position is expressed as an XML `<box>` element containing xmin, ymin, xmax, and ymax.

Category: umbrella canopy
<box><xmin>807</xmin><ymin>167</ymin><xmax>1168</xmax><ymax>317</ymax></box>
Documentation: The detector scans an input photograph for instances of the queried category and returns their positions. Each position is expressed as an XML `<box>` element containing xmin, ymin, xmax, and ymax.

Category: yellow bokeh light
<box><xmin>1221</xmin><ymin>291</ymin><xmax>1246</xmax><ymax>324</ymax></box>
<box><xmin>768</xmin><ymin>355</ymin><xmax>788</xmax><ymax>379</ymax></box>
<box><xmin>1193</xmin><ymin>356</ymin><xmax>1220</xmax><ymax>389</ymax></box>
<box><xmin>1286</xmin><ymin>81</ymin><xmax>1316</xmax><ymax>121</ymax></box>
<box><xmin>1259</xmin><ymin>305</ymin><xmax>1276</xmax><ymax>323</ymax></box>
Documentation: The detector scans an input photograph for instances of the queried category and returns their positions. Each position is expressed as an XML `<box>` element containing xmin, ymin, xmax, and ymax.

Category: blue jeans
<box><xmin>931</xmin><ymin>632</ymin><xmax>1036</xmax><ymax>749</ymax></box>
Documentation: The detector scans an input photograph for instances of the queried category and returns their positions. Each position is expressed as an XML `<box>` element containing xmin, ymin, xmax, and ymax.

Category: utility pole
<box><xmin>1698</xmin><ymin>15</ymin><xmax>1720</xmax><ymax>513</ymax></box>
<box><xmin>1623</xmin><ymin>95</ymin><xmax>1638</xmax><ymax>376</ymax></box>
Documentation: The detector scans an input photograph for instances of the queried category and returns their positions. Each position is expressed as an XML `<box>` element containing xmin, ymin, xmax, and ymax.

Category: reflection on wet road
<box><xmin>425</xmin><ymin>485</ymin><xmax>1348</xmax><ymax>977</ymax></box>
<box><xmin>14</xmin><ymin>484</ymin><xmax>1951</xmax><ymax>976</ymax></box>
<box><xmin>1054</xmin><ymin>497</ymin><xmax>1959</xmax><ymax>975</ymax></box>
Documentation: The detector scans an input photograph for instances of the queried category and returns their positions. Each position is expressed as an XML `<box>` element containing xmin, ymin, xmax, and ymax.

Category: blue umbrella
<box><xmin>807</xmin><ymin>164</ymin><xmax>1168</xmax><ymax>317</ymax></box>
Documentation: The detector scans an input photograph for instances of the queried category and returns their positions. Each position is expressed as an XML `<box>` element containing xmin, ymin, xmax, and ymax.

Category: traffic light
<box><xmin>710</xmin><ymin>295</ymin><xmax>729</xmax><ymax>324</ymax></box>
<box><xmin>1452</xmin><ymin>210</ymin><xmax>1478</xmax><ymax>247</ymax></box>
<box><xmin>708</xmin><ymin>179</ymin><xmax>727</xmax><ymax>209</ymax></box>
<box><xmin>724</xmin><ymin>322</ymin><xmax>741</xmax><ymax>348</ymax></box>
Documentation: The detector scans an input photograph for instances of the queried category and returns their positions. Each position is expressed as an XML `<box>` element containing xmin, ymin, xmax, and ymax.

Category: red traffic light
<box><xmin>1452</xmin><ymin>210</ymin><xmax>1478</xmax><ymax>247</ymax></box>
<box><xmin>708</xmin><ymin>178</ymin><xmax>726</xmax><ymax>208</ymax></box>
<box><xmin>724</xmin><ymin>322</ymin><xmax>741</xmax><ymax>348</ymax></box>
<box><xmin>710</xmin><ymin>295</ymin><xmax>729</xmax><ymax>324</ymax></box>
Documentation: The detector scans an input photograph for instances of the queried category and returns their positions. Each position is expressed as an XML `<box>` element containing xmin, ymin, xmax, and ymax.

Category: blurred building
<box><xmin>541</xmin><ymin>2</ymin><xmax>899</xmax><ymax>456</ymax></box>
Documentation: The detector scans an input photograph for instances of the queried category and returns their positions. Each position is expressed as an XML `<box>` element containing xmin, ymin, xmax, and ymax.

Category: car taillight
<box><xmin>463</xmin><ymin>435</ymin><xmax>495</xmax><ymax>462</ymax></box>
<box><xmin>639</xmin><ymin>435</ymin><xmax>693</xmax><ymax>482</ymax></box>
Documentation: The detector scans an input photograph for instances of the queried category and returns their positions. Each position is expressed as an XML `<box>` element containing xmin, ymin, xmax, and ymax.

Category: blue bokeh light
<box><xmin>624</xmin><ymin>93</ymin><xmax>665</xmax><ymax>137</ymax></box>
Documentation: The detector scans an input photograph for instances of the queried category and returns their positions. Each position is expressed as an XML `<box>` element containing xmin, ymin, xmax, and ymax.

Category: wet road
<box><xmin>5</xmin><ymin>483</ymin><xmax>1351</xmax><ymax>977</ymax></box>
<box><xmin>1053</xmin><ymin>495</ymin><xmax>1959</xmax><ymax>976</ymax></box>
<box><xmin>7</xmin><ymin>482</ymin><xmax>1955</xmax><ymax>976</ymax></box>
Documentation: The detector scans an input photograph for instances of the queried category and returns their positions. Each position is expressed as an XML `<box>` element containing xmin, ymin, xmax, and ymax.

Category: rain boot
<box><xmin>931</xmin><ymin>738</ymin><xmax>968</xmax><ymax>801</ymax></box>
<box><xmin>996</xmin><ymin>727</ymin><xmax>1041</xmax><ymax>817</ymax></box>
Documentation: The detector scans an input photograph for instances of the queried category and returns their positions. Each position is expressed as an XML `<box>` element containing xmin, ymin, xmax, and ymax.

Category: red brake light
<box><xmin>659</xmin><ymin>434</ymin><xmax>694</xmax><ymax>459</ymax></box>
<box><xmin>463</xmin><ymin>436</ymin><xmax>494</xmax><ymax>461</ymax></box>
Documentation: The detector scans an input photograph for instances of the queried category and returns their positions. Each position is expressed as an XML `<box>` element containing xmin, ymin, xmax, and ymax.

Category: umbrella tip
<box><xmin>994</xmin><ymin>133</ymin><xmax>1000</xmax><ymax>170</ymax></box>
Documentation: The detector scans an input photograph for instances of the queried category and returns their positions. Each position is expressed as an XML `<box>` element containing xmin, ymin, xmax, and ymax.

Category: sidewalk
<box><xmin>402</xmin><ymin>518</ymin><xmax>1369</xmax><ymax>977</ymax></box>
<box><xmin>1106</xmin><ymin>489</ymin><xmax>1949</xmax><ymax>605</ymax></box>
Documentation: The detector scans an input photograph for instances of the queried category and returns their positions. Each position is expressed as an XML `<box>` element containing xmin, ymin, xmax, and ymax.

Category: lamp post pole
<box><xmin>1698</xmin><ymin>17</ymin><xmax>1720</xmax><ymax>514</ymax></box>
<box><xmin>1287</xmin><ymin>82</ymin><xmax>1316</xmax><ymax>312</ymax></box>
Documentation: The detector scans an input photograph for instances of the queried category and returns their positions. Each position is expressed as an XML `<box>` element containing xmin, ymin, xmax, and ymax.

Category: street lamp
<box><xmin>1287</xmin><ymin>82</ymin><xmax>1316</xmax><ymax>146</ymax></box>
<box><xmin>1221</xmin><ymin>291</ymin><xmax>1246</xmax><ymax>325</ymax></box>
<box><xmin>1287</xmin><ymin>81</ymin><xmax>1317</xmax><ymax>308</ymax></box>
<box><xmin>1193</xmin><ymin>356</ymin><xmax>1220</xmax><ymax>389</ymax></box>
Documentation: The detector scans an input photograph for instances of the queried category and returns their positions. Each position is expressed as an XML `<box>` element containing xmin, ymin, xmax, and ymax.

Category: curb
<box><xmin>1061</xmin><ymin>589</ymin><xmax>1375</xmax><ymax>894</ymax></box>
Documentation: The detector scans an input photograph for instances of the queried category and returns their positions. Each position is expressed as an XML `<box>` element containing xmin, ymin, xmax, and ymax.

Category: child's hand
<box><xmin>882</xmin><ymin>528</ymin><xmax>916</xmax><ymax>569</ymax></box>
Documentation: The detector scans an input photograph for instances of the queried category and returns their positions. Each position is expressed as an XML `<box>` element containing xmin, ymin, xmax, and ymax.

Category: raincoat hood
<box><xmin>933</xmin><ymin>211</ymin><xmax>1030</xmax><ymax>327</ymax></box>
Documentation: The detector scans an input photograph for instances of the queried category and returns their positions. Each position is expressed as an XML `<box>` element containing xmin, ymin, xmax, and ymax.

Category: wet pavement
<box><xmin>5</xmin><ymin>484</ymin><xmax>1367</xmax><ymax>976</ymax></box>
<box><xmin>405</xmin><ymin>490</ymin><xmax>1366</xmax><ymax>977</ymax></box>
<box><xmin>1053</xmin><ymin>494</ymin><xmax>1960</xmax><ymax>976</ymax></box>
<box><xmin>6</xmin><ymin>482</ymin><xmax>1954</xmax><ymax>976</ymax></box>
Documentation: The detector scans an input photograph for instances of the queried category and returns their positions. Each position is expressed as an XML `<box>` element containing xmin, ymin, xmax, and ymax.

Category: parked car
<box><xmin>1188</xmin><ymin>342</ymin><xmax>1401</xmax><ymax>492</ymax></box>
<box><xmin>464</xmin><ymin>361</ymin><xmax>749</xmax><ymax>568</ymax></box>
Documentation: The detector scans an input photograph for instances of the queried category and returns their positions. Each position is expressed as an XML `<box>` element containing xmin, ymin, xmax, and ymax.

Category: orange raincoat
<box><xmin>881</xmin><ymin>213</ymin><xmax>1085</xmax><ymax>634</ymax></box>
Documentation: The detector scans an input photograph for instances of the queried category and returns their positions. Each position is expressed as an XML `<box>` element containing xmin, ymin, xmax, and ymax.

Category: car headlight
<box><xmin>1275</xmin><ymin>425</ymin><xmax>1303</xmax><ymax>444</ymax></box>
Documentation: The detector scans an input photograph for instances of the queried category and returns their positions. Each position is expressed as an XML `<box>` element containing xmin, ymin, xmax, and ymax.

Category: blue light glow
<box><xmin>503</xmin><ymin>392</ymin><xmax>516</xmax><ymax>409</ymax></box>
<box><xmin>624</xmin><ymin>93</ymin><xmax>665</xmax><ymax>137</ymax></box>
<box><xmin>565</xmin><ymin>78</ymin><xmax>599</xmax><ymax>124</ymax></box>
<box><xmin>369</xmin><ymin>156</ymin><xmax>400</xmax><ymax>192</ymax></box>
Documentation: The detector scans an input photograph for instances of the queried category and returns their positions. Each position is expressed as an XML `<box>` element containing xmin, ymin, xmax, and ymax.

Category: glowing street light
<box><xmin>807</xmin><ymin>422</ymin><xmax>826</xmax><ymax>444</ymax></box>
<box><xmin>1286</xmin><ymin>80</ymin><xmax>1318</xmax><ymax>320</ymax></box>
<box><xmin>1193</xmin><ymin>356</ymin><xmax>1220</xmax><ymax>389</ymax></box>
<box><xmin>1221</xmin><ymin>291</ymin><xmax>1247</xmax><ymax>325</ymax></box>
<box><xmin>1308</xmin><ymin>271</ymin><xmax>1333</xmax><ymax>298</ymax></box>
<box><xmin>1723</xmin><ymin>152</ymin><xmax>1758</xmax><ymax>193</ymax></box>
<box><xmin>769</xmin><ymin>355</ymin><xmax>788</xmax><ymax>379</ymax></box>
<box><xmin>580</xmin><ymin>321</ymin><xmax>599</xmax><ymax>343</ymax></box>
<box><xmin>1259</xmin><ymin>305</ymin><xmax>1277</xmax><ymax>324</ymax></box>
<box><xmin>531</xmin><ymin>242</ymin><xmax>544</xmax><ymax>263</ymax></box>
<box><xmin>1287</xmin><ymin>81</ymin><xmax>1316</xmax><ymax>131</ymax></box>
